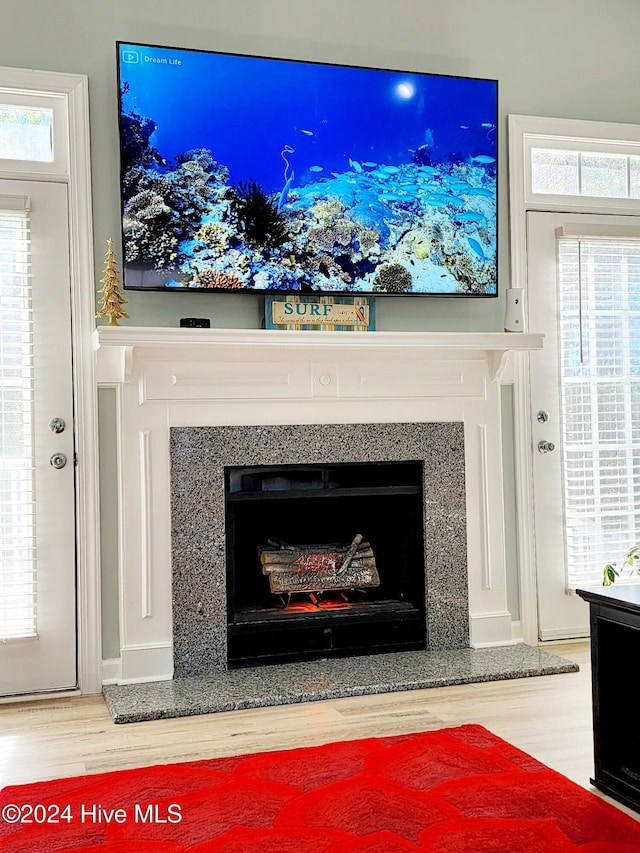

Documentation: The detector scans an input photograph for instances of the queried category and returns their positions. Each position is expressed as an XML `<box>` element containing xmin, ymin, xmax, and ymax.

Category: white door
<box><xmin>528</xmin><ymin>210</ymin><xmax>640</xmax><ymax>639</ymax></box>
<box><xmin>0</xmin><ymin>179</ymin><xmax>77</xmax><ymax>696</ymax></box>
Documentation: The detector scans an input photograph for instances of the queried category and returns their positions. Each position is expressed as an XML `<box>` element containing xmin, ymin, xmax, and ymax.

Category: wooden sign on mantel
<box><xmin>265</xmin><ymin>294</ymin><xmax>376</xmax><ymax>331</ymax></box>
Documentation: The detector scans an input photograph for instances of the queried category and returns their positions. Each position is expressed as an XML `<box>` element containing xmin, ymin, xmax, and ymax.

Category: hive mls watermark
<box><xmin>1</xmin><ymin>802</ymin><xmax>182</xmax><ymax>825</ymax></box>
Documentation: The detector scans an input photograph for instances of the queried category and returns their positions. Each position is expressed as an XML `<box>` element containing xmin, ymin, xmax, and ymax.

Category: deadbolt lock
<box><xmin>538</xmin><ymin>440</ymin><xmax>555</xmax><ymax>454</ymax></box>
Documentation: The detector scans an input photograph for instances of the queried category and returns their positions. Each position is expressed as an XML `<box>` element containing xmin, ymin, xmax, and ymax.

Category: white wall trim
<box><xmin>103</xmin><ymin>647</ymin><xmax>175</xmax><ymax>686</ymax></box>
<box><xmin>510</xmin><ymin>619</ymin><xmax>524</xmax><ymax>644</ymax></box>
<box><xmin>508</xmin><ymin>114</ymin><xmax>553</xmax><ymax>647</ymax></box>
<box><xmin>67</xmin><ymin>74</ymin><xmax>101</xmax><ymax>696</ymax></box>
<box><xmin>120</xmin><ymin>643</ymin><xmax>174</xmax><ymax>683</ymax></box>
<box><xmin>0</xmin><ymin>67</ymin><xmax>101</xmax><ymax>694</ymax></box>
<box><xmin>470</xmin><ymin>610</ymin><xmax>517</xmax><ymax>648</ymax></box>
<box><xmin>539</xmin><ymin>625</ymin><xmax>590</xmax><ymax>642</ymax></box>
<box><xmin>101</xmin><ymin>658</ymin><xmax>122</xmax><ymax>685</ymax></box>
<box><xmin>139</xmin><ymin>430</ymin><xmax>153</xmax><ymax>620</ymax></box>
<box><xmin>511</xmin><ymin>351</ymin><xmax>539</xmax><ymax>645</ymax></box>
<box><xmin>477</xmin><ymin>423</ymin><xmax>492</xmax><ymax>591</ymax></box>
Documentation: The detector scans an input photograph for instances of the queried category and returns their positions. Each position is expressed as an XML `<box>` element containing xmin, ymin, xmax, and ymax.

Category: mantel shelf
<box><xmin>94</xmin><ymin>325</ymin><xmax>544</xmax><ymax>383</ymax></box>
<box><xmin>94</xmin><ymin>325</ymin><xmax>543</xmax><ymax>351</ymax></box>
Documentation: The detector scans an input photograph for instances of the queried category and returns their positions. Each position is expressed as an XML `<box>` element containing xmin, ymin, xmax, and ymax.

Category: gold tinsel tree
<box><xmin>96</xmin><ymin>238</ymin><xmax>129</xmax><ymax>325</ymax></box>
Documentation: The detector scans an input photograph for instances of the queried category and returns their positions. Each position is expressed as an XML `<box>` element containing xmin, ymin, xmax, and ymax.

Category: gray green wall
<box><xmin>4</xmin><ymin>0</ymin><xmax>640</xmax><ymax>332</ymax></box>
<box><xmin>4</xmin><ymin>0</ymin><xmax>639</xmax><ymax>659</ymax></box>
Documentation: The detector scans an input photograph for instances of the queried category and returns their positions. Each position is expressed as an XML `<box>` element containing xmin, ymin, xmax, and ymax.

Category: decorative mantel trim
<box><xmin>95</xmin><ymin>324</ymin><xmax>545</xmax><ymax>683</ymax></box>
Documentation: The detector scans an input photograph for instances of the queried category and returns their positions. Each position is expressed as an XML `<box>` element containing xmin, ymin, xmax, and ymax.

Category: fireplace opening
<box><xmin>225</xmin><ymin>460</ymin><xmax>426</xmax><ymax>668</ymax></box>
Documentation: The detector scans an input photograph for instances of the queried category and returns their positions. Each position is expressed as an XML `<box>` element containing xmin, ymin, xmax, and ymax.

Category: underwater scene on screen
<box><xmin>118</xmin><ymin>43</ymin><xmax>498</xmax><ymax>295</ymax></box>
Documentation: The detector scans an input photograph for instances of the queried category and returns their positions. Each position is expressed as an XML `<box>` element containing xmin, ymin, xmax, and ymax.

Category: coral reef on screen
<box><xmin>118</xmin><ymin>50</ymin><xmax>497</xmax><ymax>295</ymax></box>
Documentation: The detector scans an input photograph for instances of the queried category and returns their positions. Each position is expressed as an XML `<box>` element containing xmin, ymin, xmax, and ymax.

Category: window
<box><xmin>0</xmin><ymin>106</ymin><xmax>53</xmax><ymax>162</ymax></box>
<box><xmin>0</xmin><ymin>89</ymin><xmax>68</xmax><ymax>178</ymax></box>
<box><xmin>532</xmin><ymin>149</ymin><xmax>640</xmax><ymax>199</ymax></box>
<box><xmin>0</xmin><ymin>199</ymin><xmax>36</xmax><ymax>639</ymax></box>
<box><xmin>558</xmin><ymin>235</ymin><xmax>640</xmax><ymax>588</ymax></box>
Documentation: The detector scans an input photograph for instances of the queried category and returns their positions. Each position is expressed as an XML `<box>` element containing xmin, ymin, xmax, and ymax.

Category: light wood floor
<box><xmin>0</xmin><ymin>641</ymin><xmax>636</xmax><ymax>818</ymax></box>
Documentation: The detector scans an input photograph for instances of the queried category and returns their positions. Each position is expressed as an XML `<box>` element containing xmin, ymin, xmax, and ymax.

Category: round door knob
<box><xmin>538</xmin><ymin>440</ymin><xmax>556</xmax><ymax>454</ymax></box>
<box><xmin>49</xmin><ymin>417</ymin><xmax>66</xmax><ymax>434</ymax></box>
<box><xmin>50</xmin><ymin>452</ymin><xmax>67</xmax><ymax>469</ymax></box>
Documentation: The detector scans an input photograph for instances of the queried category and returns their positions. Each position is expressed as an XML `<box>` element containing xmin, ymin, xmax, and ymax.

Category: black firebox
<box><xmin>224</xmin><ymin>460</ymin><xmax>426</xmax><ymax>668</ymax></box>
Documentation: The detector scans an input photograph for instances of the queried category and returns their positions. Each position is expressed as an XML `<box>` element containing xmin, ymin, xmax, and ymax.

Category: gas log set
<box><xmin>259</xmin><ymin>533</ymin><xmax>379</xmax><ymax>608</ymax></box>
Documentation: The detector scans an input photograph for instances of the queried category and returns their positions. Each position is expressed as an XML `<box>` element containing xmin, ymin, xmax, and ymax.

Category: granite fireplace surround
<box><xmin>97</xmin><ymin>328</ymin><xmax>578</xmax><ymax>723</ymax></box>
<box><xmin>170</xmin><ymin>421</ymin><xmax>468</xmax><ymax>677</ymax></box>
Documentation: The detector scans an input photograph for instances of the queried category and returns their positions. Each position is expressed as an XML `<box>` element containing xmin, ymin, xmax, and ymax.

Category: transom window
<box><xmin>0</xmin><ymin>90</ymin><xmax>68</xmax><ymax>177</ymax></box>
<box><xmin>0</xmin><ymin>106</ymin><xmax>53</xmax><ymax>162</ymax></box>
<box><xmin>532</xmin><ymin>149</ymin><xmax>640</xmax><ymax>199</ymax></box>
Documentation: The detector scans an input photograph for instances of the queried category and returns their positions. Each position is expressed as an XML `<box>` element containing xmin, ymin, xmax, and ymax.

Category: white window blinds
<box><xmin>0</xmin><ymin>200</ymin><xmax>37</xmax><ymax>640</ymax></box>
<box><xmin>558</xmin><ymin>235</ymin><xmax>640</xmax><ymax>588</ymax></box>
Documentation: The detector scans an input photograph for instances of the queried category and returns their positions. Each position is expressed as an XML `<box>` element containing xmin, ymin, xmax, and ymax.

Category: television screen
<box><xmin>117</xmin><ymin>42</ymin><xmax>498</xmax><ymax>296</ymax></box>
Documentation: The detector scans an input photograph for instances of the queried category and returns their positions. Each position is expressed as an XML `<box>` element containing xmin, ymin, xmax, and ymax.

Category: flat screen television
<box><xmin>117</xmin><ymin>41</ymin><xmax>498</xmax><ymax>296</ymax></box>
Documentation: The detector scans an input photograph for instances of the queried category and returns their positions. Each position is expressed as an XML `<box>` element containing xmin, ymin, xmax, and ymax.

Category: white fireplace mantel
<box><xmin>94</xmin><ymin>325</ymin><xmax>544</xmax><ymax>684</ymax></box>
<box><xmin>94</xmin><ymin>326</ymin><xmax>543</xmax><ymax>385</ymax></box>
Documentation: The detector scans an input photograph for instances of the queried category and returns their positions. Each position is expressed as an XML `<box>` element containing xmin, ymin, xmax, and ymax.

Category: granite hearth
<box><xmin>103</xmin><ymin>644</ymin><xmax>578</xmax><ymax>723</ymax></box>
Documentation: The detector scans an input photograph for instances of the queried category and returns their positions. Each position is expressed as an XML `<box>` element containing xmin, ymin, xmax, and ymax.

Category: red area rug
<box><xmin>1</xmin><ymin>724</ymin><xmax>639</xmax><ymax>852</ymax></box>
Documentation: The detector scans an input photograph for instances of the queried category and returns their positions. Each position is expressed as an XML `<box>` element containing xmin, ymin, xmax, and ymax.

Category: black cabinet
<box><xmin>577</xmin><ymin>585</ymin><xmax>640</xmax><ymax>813</ymax></box>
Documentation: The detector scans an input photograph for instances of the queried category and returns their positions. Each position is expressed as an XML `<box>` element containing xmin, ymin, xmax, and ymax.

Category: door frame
<box><xmin>0</xmin><ymin>66</ymin><xmax>100</xmax><ymax>694</ymax></box>
<box><xmin>508</xmin><ymin>113</ymin><xmax>640</xmax><ymax>645</ymax></box>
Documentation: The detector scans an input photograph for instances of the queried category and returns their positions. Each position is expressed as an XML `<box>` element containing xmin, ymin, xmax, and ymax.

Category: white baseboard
<box><xmin>103</xmin><ymin>643</ymin><xmax>174</xmax><ymax>684</ymax></box>
<box><xmin>469</xmin><ymin>610</ymin><xmax>514</xmax><ymax>647</ymax></box>
<box><xmin>119</xmin><ymin>642</ymin><xmax>174</xmax><ymax>683</ymax></box>
<box><xmin>510</xmin><ymin>620</ymin><xmax>524</xmax><ymax>644</ymax></box>
<box><xmin>101</xmin><ymin>658</ymin><xmax>122</xmax><ymax>684</ymax></box>
<box><xmin>538</xmin><ymin>626</ymin><xmax>590</xmax><ymax>642</ymax></box>
<box><xmin>471</xmin><ymin>638</ymin><xmax>520</xmax><ymax>649</ymax></box>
